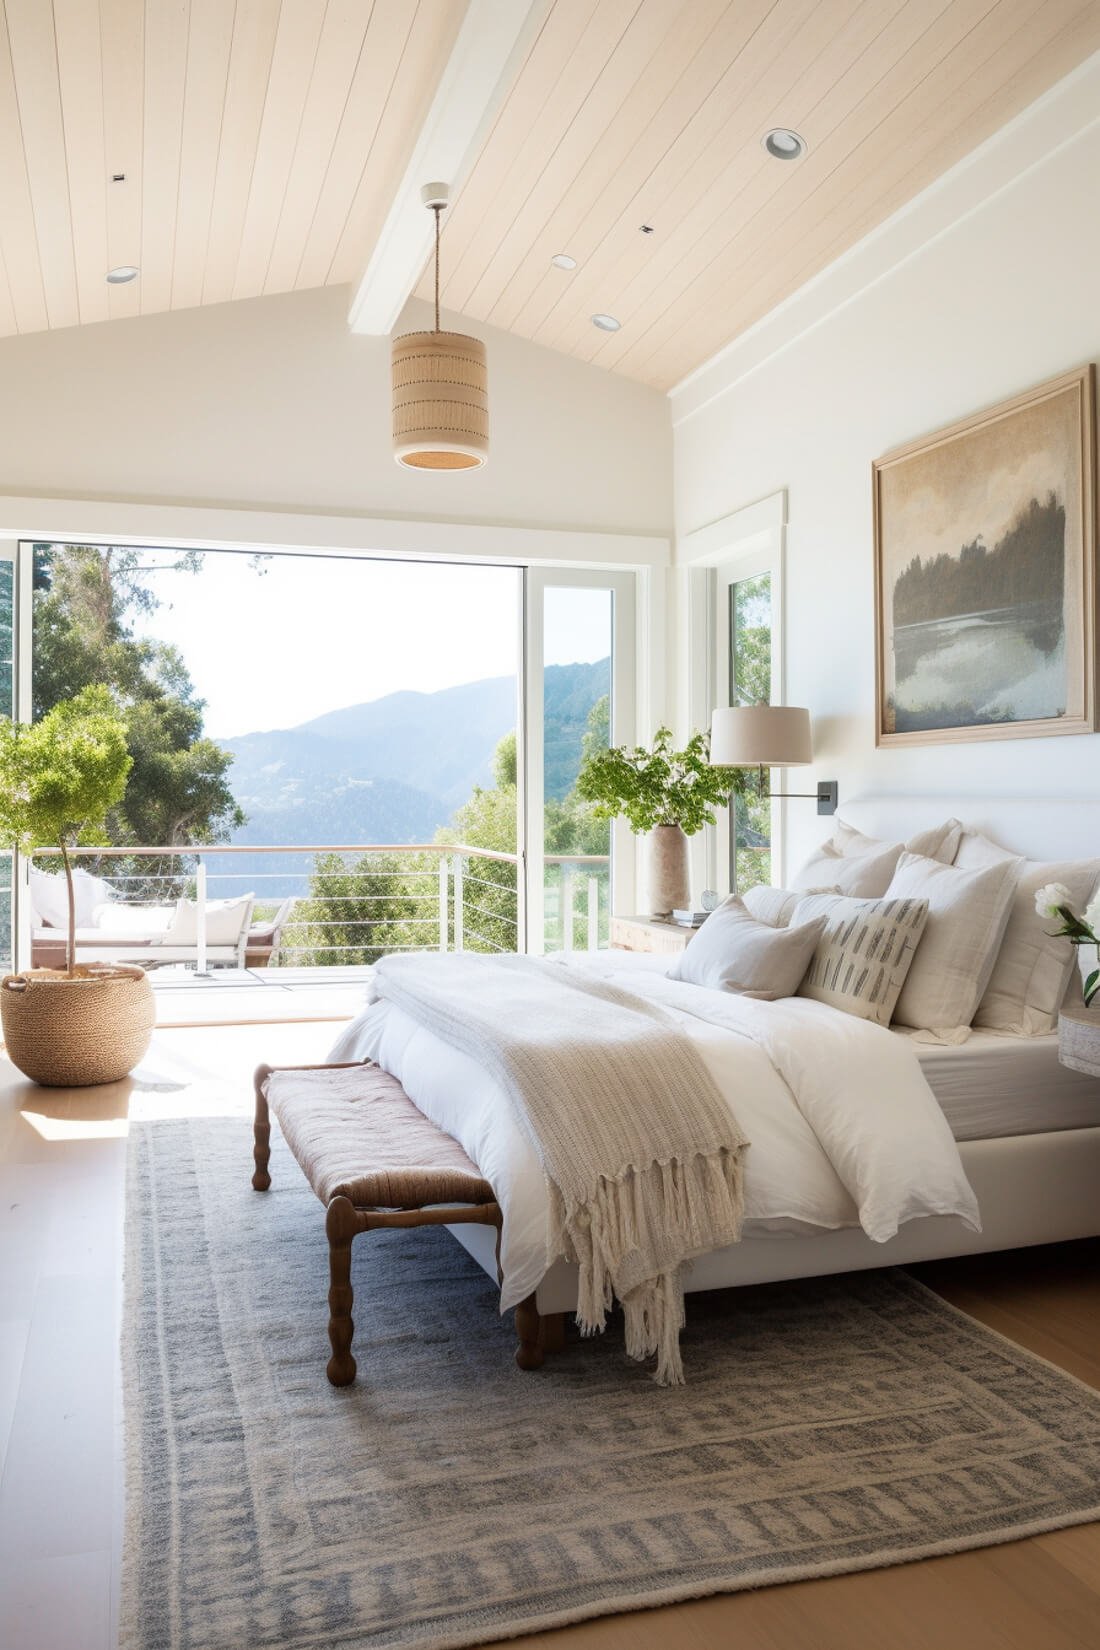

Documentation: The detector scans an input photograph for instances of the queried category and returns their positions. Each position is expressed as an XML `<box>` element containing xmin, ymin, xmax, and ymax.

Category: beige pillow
<box><xmin>790</xmin><ymin>840</ymin><xmax>904</xmax><ymax>897</ymax></box>
<box><xmin>833</xmin><ymin>816</ymin><xmax>963</xmax><ymax>864</ymax></box>
<box><xmin>741</xmin><ymin>883</ymin><xmax>840</xmax><ymax>928</ymax></box>
<box><xmin>670</xmin><ymin>897</ymin><xmax>826</xmax><ymax>998</ymax></box>
<box><xmin>955</xmin><ymin>832</ymin><xmax>1100</xmax><ymax>1035</ymax></box>
<box><xmin>885</xmin><ymin>851</ymin><xmax>1019</xmax><ymax>1034</ymax></box>
<box><xmin>790</xmin><ymin>893</ymin><xmax>930</xmax><ymax>1026</ymax></box>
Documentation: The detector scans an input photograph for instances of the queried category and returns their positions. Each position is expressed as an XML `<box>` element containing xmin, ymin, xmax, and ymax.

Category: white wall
<box><xmin>0</xmin><ymin>285</ymin><xmax>671</xmax><ymax>540</ymax></box>
<box><xmin>671</xmin><ymin>56</ymin><xmax>1100</xmax><ymax>873</ymax></box>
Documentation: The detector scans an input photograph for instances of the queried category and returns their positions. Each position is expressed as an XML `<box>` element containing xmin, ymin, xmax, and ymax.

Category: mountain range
<box><xmin>204</xmin><ymin>658</ymin><xmax>609</xmax><ymax>897</ymax></box>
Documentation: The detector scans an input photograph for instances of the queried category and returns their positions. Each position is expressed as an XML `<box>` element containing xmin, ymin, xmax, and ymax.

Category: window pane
<box><xmin>29</xmin><ymin>543</ymin><xmax>520</xmax><ymax>968</ymax></box>
<box><xmin>543</xmin><ymin>587</ymin><xmax>612</xmax><ymax>951</ymax></box>
<box><xmin>730</xmin><ymin>573</ymin><xmax>772</xmax><ymax>893</ymax></box>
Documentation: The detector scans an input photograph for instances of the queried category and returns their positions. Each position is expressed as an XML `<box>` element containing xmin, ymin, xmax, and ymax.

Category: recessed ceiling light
<box><xmin>591</xmin><ymin>313</ymin><xmax>621</xmax><ymax>332</ymax></box>
<box><xmin>763</xmin><ymin>128</ymin><xmax>806</xmax><ymax>160</ymax></box>
<box><xmin>550</xmin><ymin>252</ymin><xmax>577</xmax><ymax>270</ymax></box>
<box><xmin>106</xmin><ymin>265</ymin><xmax>139</xmax><ymax>284</ymax></box>
<box><xmin>638</xmin><ymin>223</ymin><xmax>655</xmax><ymax>235</ymax></box>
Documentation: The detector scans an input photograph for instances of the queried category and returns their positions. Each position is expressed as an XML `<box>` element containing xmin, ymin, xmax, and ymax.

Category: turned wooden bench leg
<box><xmin>326</xmin><ymin>1195</ymin><xmax>361</xmax><ymax>1387</ymax></box>
<box><xmin>252</xmin><ymin>1066</ymin><xmax>272</xmax><ymax>1191</ymax></box>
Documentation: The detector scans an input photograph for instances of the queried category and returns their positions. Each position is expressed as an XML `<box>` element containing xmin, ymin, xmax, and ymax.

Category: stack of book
<box><xmin>670</xmin><ymin>909</ymin><xmax>708</xmax><ymax>928</ymax></box>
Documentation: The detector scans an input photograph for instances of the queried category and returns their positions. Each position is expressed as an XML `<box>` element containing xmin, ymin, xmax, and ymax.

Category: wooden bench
<box><xmin>252</xmin><ymin>1059</ymin><xmax>563</xmax><ymax>1385</ymax></box>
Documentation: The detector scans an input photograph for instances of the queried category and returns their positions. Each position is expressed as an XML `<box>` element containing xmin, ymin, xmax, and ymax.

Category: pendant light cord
<box><xmin>432</xmin><ymin>202</ymin><xmax>442</xmax><ymax>333</ymax></box>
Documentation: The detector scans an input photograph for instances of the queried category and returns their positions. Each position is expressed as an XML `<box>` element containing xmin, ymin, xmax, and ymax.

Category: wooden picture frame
<box><xmin>874</xmin><ymin>364</ymin><xmax>1097</xmax><ymax>748</ymax></box>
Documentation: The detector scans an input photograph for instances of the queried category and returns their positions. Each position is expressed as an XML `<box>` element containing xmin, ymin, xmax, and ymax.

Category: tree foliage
<box><xmin>32</xmin><ymin>545</ymin><xmax>244</xmax><ymax>856</ymax></box>
<box><xmin>0</xmin><ymin>685</ymin><xmax>132</xmax><ymax>972</ymax></box>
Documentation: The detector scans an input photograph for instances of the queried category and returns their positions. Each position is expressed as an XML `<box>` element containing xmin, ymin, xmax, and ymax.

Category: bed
<box><xmin>330</xmin><ymin>796</ymin><xmax>1100</xmax><ymax>1351</ymax></box>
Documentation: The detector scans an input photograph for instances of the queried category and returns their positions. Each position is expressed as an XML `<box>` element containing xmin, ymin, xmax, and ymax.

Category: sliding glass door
<box><xmin>524</xmin><ymin>568</ymin><xmax>636</xmax><ymax>953</ymax></box>
<box><xmin>1</xmin><ymin>542</ymin><xmax>640</xmax><ymax>970</ymax></box>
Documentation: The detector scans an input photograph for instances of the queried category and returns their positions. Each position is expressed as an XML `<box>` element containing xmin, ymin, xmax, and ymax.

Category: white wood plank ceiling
<box><xmin>417</xmin><ymin>0</ymin><xmax>1100</xmax><ymax>388</ymax></box>
<box><xmin>0</xmin><ymin>0</ymin><xmax>1098</xmax><ymax>390</ymax></box>
<box><xmin>0</xmin><ymin>0</ymin><xmax>467</xmax><ymax>335</ymax></box>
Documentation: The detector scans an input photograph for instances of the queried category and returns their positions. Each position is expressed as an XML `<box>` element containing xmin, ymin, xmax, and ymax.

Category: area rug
<box><xmin>122</xmin><ymin>1118</ymin><xmax>1100</xmax><ymax>1650</ymax></box>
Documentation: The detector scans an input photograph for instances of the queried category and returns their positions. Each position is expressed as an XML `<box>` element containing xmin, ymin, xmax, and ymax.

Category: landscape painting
<box><xmin>875</xmin><ymin>366</ymin><xmax>1095</xmax><ymax>746</ymax></box>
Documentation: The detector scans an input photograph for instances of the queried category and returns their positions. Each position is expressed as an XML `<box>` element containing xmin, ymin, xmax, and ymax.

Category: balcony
<box><xmin>19</xmin><ymin>843</ymin><xmax>611</xmax><ymax>1019</ymax></box>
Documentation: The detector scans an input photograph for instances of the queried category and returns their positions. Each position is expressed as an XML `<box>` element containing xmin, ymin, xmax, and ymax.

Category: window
<box><xmin>729</xmin><ymin>573</ymin><xmax>773</xmax><ymax>893</ymax></box>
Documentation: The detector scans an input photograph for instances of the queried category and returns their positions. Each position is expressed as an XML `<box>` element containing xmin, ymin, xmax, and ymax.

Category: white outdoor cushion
<box><xmin>741</xmin><ymin>884</ymin><xmax>840</xmax><ymax>927</ymax></box>
<box><xmin>161</xmin><ymin>894</ymin><xmax>253</xmax><ymax>948</ymax></box>
<box><xmin>790</xmin><ymin>841</ymin><xmax>904</xmax><ymax>897</ymax></box>
<box><xmin>90</xmin><ymin>901</ymin><xmax>175</xmax><ymax>936</ymax></box>
<box><xmin>29</xmin><ymin>866</ymin><xmax>112</xmax><ymax>928</ymax></box>
<box><xmin>669</xmin><ymin>896</ymin><xmax>826</xmax><ymax>998</ymax></box>
<box><xmin>954</xmin><ymin>830</ymin><xmax>1100</xmax><ymax>1035</ymax></box>
<box><xmin>790</xmin><ymin>893</ymin><xmax>930</xmax><ymax>1026</ymax></box>
<box><xmin>885</xmin><ymin>851</ymin><xmax>1020</xmax><ymax>1036</ymax></box>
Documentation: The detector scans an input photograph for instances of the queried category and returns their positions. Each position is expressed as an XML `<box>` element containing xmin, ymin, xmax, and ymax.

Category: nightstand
<box><xmin>609</xmin><ymin>915</ymin><xmax>697</xmax><ymax>955</ymax></box>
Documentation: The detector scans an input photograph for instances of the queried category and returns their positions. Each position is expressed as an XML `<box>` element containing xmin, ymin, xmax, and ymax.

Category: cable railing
<box><xmin>19</xmin><ymin>842</ymin><xmax>610</xmax><ymax>975</ymax></box>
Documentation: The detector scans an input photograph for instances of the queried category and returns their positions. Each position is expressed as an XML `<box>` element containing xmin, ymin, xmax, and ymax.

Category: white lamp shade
<box><xmin>709</xmin><ymin>705</ymin><xmax>813</xmax><ymax>767</ymax></box>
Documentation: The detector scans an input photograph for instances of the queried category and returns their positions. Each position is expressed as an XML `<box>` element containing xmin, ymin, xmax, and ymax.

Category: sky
<box><xmin>130</xmin><ymin>550</ymin><xmax>612</xmax><ymax>737</ymax></box>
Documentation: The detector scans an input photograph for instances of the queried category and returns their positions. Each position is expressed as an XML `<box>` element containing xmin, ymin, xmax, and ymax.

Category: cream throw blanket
<box><xmin>369</xmin><ymin>954</ymin><xmax>749</xmax><ymax>1384</ymax></box>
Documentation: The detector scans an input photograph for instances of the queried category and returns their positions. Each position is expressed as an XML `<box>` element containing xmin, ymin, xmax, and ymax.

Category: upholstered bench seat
<box><xmin>264</xmin><ymin>1062</ymin><xmax>495</xmax><ymax>1209</ymax></box>
<box><xmin>251</xmin><ymin>1059</ymin><xmax>559</xmax><ymax>1385</ymax></box>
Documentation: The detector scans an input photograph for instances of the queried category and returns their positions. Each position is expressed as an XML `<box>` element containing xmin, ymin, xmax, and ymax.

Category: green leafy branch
<box><xmin>575</xmin><ymin>725</ymin><xmax>748</xmax><ymax>837</ymax></box>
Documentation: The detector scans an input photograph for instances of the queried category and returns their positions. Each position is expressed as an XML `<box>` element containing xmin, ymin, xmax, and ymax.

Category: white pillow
<box><xmin>955</xmin><ymin>832</ymin><xmax>1100</xmax><ymax>1035</ymax></box>
<box><xmin>91</xmin><ymin>901</ymin><xmax>175</xmax><ymax>936</ymax></box>
<box><xmin>161</xmin><ymin>894</ymin><xmax>253</xmax><ymax>948</ymax></box>
<box><xmin>790</xmin><ymin>893</ymin><xmax>930</xmax><ymax>1026</ymax></box>
<box><xmin>741</xmin><ymin>884</ymin><xmax>840</xmax><ymax>928</ymax></box>
<box><xmin>29</xmin><ymin>866</ymin><xmax>111</xmax><ymax>928</ymax></box>
<box><xmin>669</xmin><ymin>897</ymin><xmax>826</xmax><ymax>998</ymax></box>
<box><xmin>790</xmin><ymin>840</ymin><xmax>904</xmax><ymax>897</ymax></box>
<box><xmin>833</xmin><ymin>816</ymin><xmax>963</xmax><ymax>864</ymax></box>
<box><xmin>885</xmin><ymin>851</ymin><xmax>1020</xmax><ymax>1035</ymax></box>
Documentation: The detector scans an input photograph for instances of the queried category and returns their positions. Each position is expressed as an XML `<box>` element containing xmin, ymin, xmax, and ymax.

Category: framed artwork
<box><xmin>874</xmin><ymin>364</ymin><xmax>1096</xmax><ymax>747</ymax></box>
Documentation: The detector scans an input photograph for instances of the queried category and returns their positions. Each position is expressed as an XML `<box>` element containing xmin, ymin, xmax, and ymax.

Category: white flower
<box><xmin>1034</xmin><ymin>882</ymin><xmax>1073</xmax><ymax>920</ymax></box>
<box><xmin>1084</xmin><ymin>896</ymin><xmax>1100</xmax><ymax>937</ymax></box>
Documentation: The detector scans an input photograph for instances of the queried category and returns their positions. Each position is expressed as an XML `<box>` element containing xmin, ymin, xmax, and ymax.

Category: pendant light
<box><xmin>392</xmin><ymin>183</ymin><xmax>488</xmax><ymax>471</ymax></box>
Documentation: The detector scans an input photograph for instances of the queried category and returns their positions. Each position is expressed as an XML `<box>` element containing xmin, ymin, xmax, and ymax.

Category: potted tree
<box><xmin>0</xmin><ymin>686</ymin><xmax>155</xmax><ymax>1086</ymax></box>
<box><xmin>577</xmin><ymin>726</ymin><xmax>744</xmax><ymax>917</ymax></box>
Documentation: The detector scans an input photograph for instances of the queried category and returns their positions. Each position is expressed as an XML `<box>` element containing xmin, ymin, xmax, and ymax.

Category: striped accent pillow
<box><xmin>790</xmin><ymin>894</ymin><xmax>929</xmax><ymax>1026</ymax></box>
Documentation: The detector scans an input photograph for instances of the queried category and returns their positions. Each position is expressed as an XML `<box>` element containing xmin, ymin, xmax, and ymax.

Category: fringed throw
<box><xmin>370</xmin><ymin>955</ymin><xmax>748</xmax><ymax>1385</ymax></box>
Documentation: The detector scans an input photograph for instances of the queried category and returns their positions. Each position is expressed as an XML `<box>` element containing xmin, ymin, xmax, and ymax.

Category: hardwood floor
<box><xmin>0</xmin><ymin>1026</ymin><xmax>1097</xmax><ymax>1649</ymax></box>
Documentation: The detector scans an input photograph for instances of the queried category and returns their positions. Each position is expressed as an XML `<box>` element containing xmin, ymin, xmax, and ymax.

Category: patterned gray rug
<box><xmin>122</xmin><ymin>1118</ymin><xmax>1100</xmax><ymax>1650</ymax></box>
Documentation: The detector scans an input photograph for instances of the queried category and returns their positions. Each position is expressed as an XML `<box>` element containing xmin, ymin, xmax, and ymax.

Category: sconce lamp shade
<box><xmin>710</xmin><ymin>705</ymin><xmax>813</xmax><ymax>767</ymax></box>
<box><xmin>392</xmin><ymin>330</ymin><xmax>488</xmax><ymax>470</ymax></box>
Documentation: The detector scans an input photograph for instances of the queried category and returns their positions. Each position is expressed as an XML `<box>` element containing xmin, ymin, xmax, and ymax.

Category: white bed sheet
<box><xmin>912</xmin><ymin>1029</ymin><xmax>1100</xmax><ymax>1141</ymax></box>
<box><xmin>330</xmin><ymin>952</ymin><xmax>978</xmax><ymax>1313</ymax></box>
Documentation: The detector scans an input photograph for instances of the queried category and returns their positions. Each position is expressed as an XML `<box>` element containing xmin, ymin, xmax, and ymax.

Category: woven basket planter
<box><xmin>0</xmin><ymin>964</ymin><xmax>155</xmax><ymax>1087</ymax></box>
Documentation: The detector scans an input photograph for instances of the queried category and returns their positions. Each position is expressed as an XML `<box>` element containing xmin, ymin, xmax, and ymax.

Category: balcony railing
<box><xmin>20</xmin><ymin>843</ymin><xmax>610</xmax><ymax>974</ymax></box>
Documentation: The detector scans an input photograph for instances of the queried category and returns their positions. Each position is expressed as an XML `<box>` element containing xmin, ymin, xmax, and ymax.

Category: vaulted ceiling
<box><xmin>1</xmin><ymin>0</ymin><xmax>1099</xmax><ymax>391</ymax></box>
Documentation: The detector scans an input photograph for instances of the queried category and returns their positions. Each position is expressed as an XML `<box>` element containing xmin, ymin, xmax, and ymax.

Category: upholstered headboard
<box><xmin>836</xmin><ymin>796</ymin><xmax>1100</xmax><ymax>864</ymax></box>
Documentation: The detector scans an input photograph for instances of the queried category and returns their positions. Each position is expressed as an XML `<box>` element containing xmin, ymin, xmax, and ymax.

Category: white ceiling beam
<box><xmin>347</xmin><ymin>0</ymin><xmax>542</xmax><ymax>336</ymax></box>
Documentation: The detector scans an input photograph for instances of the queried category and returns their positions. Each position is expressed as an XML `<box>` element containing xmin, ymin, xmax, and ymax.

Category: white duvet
<box><xmin>329</xmin><ymin>952</ymin><xmax>980</xmax><ymax>1312</ymax></box>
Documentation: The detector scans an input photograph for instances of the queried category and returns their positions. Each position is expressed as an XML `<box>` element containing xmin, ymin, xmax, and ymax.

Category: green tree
<box><xmin>32</xmin><ymin>545</ymin><xmax>244</xmax><ymax>894</ymax></box>
<box><xmin>289</xmin><ymin>850</ymin><xmax>435</xmax><ymax>966</ymax></box>
<box><xmin>437</xmin><ymin>732</ymin><xmax>520</xmax><ymax>952</ymax></box>
<box><xmin>0</xmin><ymin>686</ymin><xmax>131</xmax><ymax>973</ymax></box>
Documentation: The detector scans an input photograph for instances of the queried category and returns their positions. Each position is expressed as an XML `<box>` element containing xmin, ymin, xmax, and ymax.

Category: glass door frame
<box><xmin>4</xmin><ymin>541</ymin><xmax>34</xmax><ymax>970</ymax></box>
<box><xmin>522</xmin><ymin>566</ymin><xmax>637</xmax><ymax>954</ymax></box>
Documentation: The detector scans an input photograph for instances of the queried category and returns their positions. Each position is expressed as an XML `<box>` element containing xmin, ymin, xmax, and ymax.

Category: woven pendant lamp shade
<box><xmin>392</xmin><ymin>329</ymin><xmax>488</xmax><ymax>470</ymax></box>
